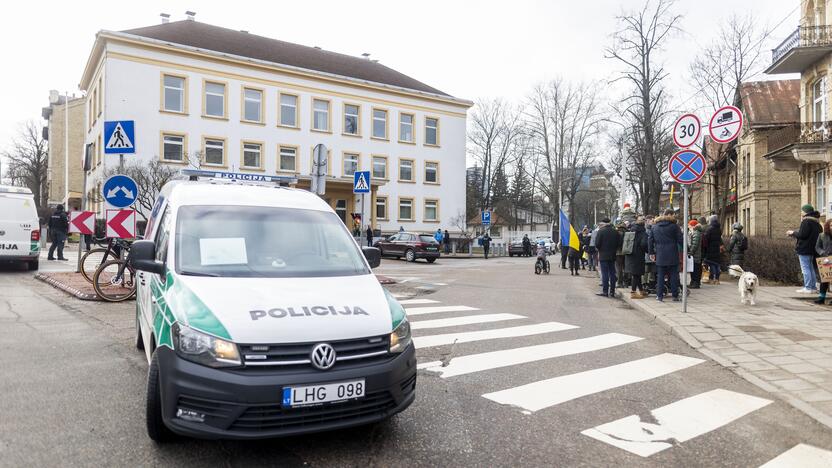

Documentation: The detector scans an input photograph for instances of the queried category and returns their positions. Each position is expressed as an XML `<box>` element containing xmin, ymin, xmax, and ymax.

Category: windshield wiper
<box><xmin>179</xmin><ymin>270</ymin><xmax>221</xmax><ymax>277</ymax></box>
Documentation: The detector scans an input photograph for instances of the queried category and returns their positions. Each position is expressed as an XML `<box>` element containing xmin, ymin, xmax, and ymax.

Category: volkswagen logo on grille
<box><xmin>310</xmin><ymin>343</ymin><xmax>336</xmax><ymax>370</ymax></box>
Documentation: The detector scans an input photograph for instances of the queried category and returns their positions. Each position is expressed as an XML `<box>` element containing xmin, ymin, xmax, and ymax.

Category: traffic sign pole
<box><xmin>682</xmin><ymin>185</ymin><xmax>689</xmax><ymax>314</ymax></box>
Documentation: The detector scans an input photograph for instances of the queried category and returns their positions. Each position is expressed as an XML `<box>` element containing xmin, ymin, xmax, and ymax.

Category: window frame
<box><xmin>240</xmin><ymin>86</ymin><xmax>265</xmax><ymax>124</ymax></box>
<box><xmin>817</xmin><ymin>169</ymin><xmax>827</xmax><ymax>214</ymax></box>
<box><xmin>160</xmin><ymin>72</ymin><xmax>188</xmax><ymax>114</ymax></box>
<box><xmin>424</xmin><ymin>160</ymin><xmax>440</xmax><ymax>184</ymax></box>
<box><xmin>398</xmin><ymin>197</ymin><xmax>415</xmax><ymax>222</ymax></box>
<box><xmin>425</xmin><ymin>116</ymin><xmax>440</xmax><ymax>146</ymax></box>
<box><xmin>398</xmin><ymin>157</ymin><xmax>415</xmax><ymax>183</ymax></box>
<box><xmin>97</xmin><ymin>77</ymin><xmax>103</xmax><ymax>117</ymax></box>
<box><xmin>813</xmin><ymin>77</ymin><xmax>827</xmax><ymax>126</ymax></box>
<box><xmin>240</xmin><ymin>140</ymin><xmax>265</xmax><ymax>171</ymax></box>
<box><xmin>201</xmin><ymin>136</ymin><xmax>227</xmax><ymax>167</ymax></box>
<box><xmin>342</xmin><ymin>102</ymin><xmax>362</xmax><ymax>137</ymax></box>
<box><xmin>372</xmin><ymin>107</ymin><xmax>389</xmax><ymax>140</ymax></box>
<box><xmin>309</xmin><ymin>146</ymin><xmax>333</xmax><ymax>176</ymax></box>
<box><xmin>311</xmin><ymin>97</ymin><xmax>332</xmax><ymax>133</ymax></box>
<box><xmin>278</xmin><ymin>92</ymin><xmax>300</xmax><ymax>129</ymax></box>
<box><xmin>375</xmin><ymin>195</ymin><xmax>388</xmax><ymax>221</ymax></box>
<box><xmin>277</xmin><ymin>144</ymin><xmax>300</xmax><ymax>173</ymax></box>
<box><xmin>423</xmin><ymin>198</ymin><xmax>440</xmax><ymax>222</ymax></box>
<box><xmin>371</xmin><ymin>155</ymin><xmax>388</xmax><ymax>180</ymax></box>
<box><xmin>341</xmin><ymin>151</ymin><xmax>361</xmax><ymax>178</ymax></box>
<box><xmin>202</xmin><ymin>79</ymin><xmax>228</xmax><ymax>120</ymax></box>
<box><xmin>399</xmin><ymin>112</ymin><xmax>415</xmax><ymax>144</ymax></box>
<box><xmin>159</xmin><ymin>131</ymin><xmax>188</xmax><ymax>164</ymax></box>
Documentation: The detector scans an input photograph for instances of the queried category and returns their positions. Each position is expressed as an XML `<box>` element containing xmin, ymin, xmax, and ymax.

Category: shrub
<box><xmin>743</xmin><ymin>236</ymin><xmax>802</xmax><ymax>285</ymax></box>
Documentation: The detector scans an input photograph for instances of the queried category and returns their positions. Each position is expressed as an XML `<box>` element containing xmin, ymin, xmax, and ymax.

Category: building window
<box><xmin>163</xmin><ymin>74</ymin><xmax>186</xmax><ymax>113</ymax></box>
<box><xmin>817</xmin><ymin>169</ymin><xmax>826</xmax><ymax>214</ymax></box>
<box><xmin>97</xmin><ymin>77</ymin><xmax>103</xmax><ymax>115</ymax></box>
<box><xmin>204</xmin><ymin>138</ymin><xmax>225</xmax><ymax>166</ymax></box>
<box><xmin>425</xmin><ymin>161</ymin><xmax>439</xmax><ymax>184</ymax></box>
<box><xmin>343</xmin><ymin>104</ymin><xmax>360</xmax><ymax>135</ymax></box>
<box><xmin>279</xmin><ymin>93</ymin><xmax>298</xmax><ymax>127</ymax></box>
<box><xmin>399</xmin><ymin>198</ymin><xmax>414</xmax><ymax>221</ymax></box>
<box><xmin>372</xmin><ymin>109</ymin><xmax>388</xmax><ymax>139</ymax></box>
<box><xmin>313</xmin><ymin>99</ymin><xmax>330</xmax><ymax>131</ymax></box>
<box><xmin>376</xmin><ymin>196</ymin><xmax>388</xmax><ymax>220</ymax></box>
<box><xmin>424</xmin><ymin>199</ymin><xmax>439</xmax><ymax>221</ymax></box>
<box><xmin>399</xmin><ymin>159</ymin><xmax>414</xmax><ymax>182</ymax></box>
<box><xmin>243</xmin><ymin>87</ymin><xmax>263</xmax><ymax>122</ymax></box>
<box><xmin>204</xmin><ymin>81</ymin><xmax>226</xmax><ymax>118</ymax></box>
<box><xmin>162</xmin><ymin>133</ymin><xmax>185</xmax><ymax>162</ymax></box>
<box><xmin>372</xmin><ymin>156</ymin><xmax>387</xmax><ymax>179</ymax></box>
<box><xmin>814</xmin><ymin>77</ymin><xmax>827</xmax><ymax>126</ymax></box>
<box><xmin>343</xmin><ymin>152</ymin><xmax>359</xmax><ymax>177</ymax></box>
<box><xmin>242</xmin><ymin>142</ymin><xmax>262</xmax><ymax>168</ymax></box>
<box><xmin>399</xmin><ymin>113</ymin><xmax>414</xmax><ymax>143</ymax></box>
<box><xmin>335</xmin><ymin>199</ymin><xmax>347</xmax><ymax>224</ymax></box>
<box><xmin>425</xmin><ymin>117</ymin><xmax>439</xmax><ymax>145</ymax></box>
<box><xmin>279</xmin><ymin>146</ymin><xmax>297</xmax><ymax>172</ymax></box>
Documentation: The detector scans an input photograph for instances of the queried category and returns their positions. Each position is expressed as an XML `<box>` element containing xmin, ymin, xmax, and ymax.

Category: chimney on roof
<box><xmin>362</xmin><ymin>53</ymin><xmax>371</xmax><ymax>60</ymax></box>
<box><xmin>160</xmin><ymin>13</ymin><xmax>170</xmax><ymax>24</ymax></box>
<box><xmin>185</xmin><ymin>10</ymin><xmax>196</xmax><ymax>21</ymax></box>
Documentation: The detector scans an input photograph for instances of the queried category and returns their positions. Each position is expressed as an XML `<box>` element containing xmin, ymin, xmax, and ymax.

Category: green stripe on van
<box><xmin>164</xmin><ymin>272</ymin><xmax>232</xmax><ymax>340</ymax></box>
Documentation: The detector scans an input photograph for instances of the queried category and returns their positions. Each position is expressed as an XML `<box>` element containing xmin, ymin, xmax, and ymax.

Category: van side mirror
<box><xmin>362</xmin><ymin>246</ymin><xmax>381</xmax><ymax>269</ymax></box>
<box><xmin>130</xmin><ymin>240</ymin><xmax>165</xmax><ymax>275</ymax></box>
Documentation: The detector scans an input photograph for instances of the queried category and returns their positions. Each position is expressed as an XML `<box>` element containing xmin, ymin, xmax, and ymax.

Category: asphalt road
<box><xmin>1</xmin><ymin>257</ymin><xmax>831</xmax><ymax>467</ymax></box>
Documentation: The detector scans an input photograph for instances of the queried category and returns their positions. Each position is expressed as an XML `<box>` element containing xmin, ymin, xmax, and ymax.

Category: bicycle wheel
<box><xmin>92</xmin><ymin>259</ymin><xmax>136</xmax><ymax>302</ymax></box>
<box><xmin>80</xmin><ymin>248</ymin><xmax>112</xmax><ymax>283</ymax></box>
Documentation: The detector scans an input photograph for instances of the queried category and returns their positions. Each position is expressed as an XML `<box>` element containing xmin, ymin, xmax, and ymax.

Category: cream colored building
<box><xmin>765</xmin><ymin>1</ymin><xmax>832</xmax><ymax>222</ymax></box>
<box><xmin>41</xmin><ymin>92</ymin><xmax>86</xmax><ymax>210</ymax></box>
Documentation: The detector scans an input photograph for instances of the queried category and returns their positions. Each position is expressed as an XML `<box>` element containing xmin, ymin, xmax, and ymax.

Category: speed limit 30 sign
<box><xmin>673</xmin><ymin>113</ymin><xmax>701</xmax><ymax>148</ymax></box>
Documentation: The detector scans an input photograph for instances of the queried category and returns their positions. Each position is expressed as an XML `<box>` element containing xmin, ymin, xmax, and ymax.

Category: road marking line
<box><xmin>581</xmin><ymin>389</ymin><xmax>772</xmax><ymax>457</ymax></box>
<box><xmin>410</xmin><ymin>313</ymin><xmax>526</xmax><ymax>330</ymax></box>
<box><xmin>398</xmin><ymin>298</ymin><xmax>440</xmax><ymax>305</ymax></box>
<box><xmin>420</xmin><ymin>333</ymin><xmax>642</xmax><ymax>377</ymax></box>
<box><xmin>482</xmin><ymin>353</ymin><xmax>704</xmax><ymax>413</ymax></box>
<box><xmin>413</xmin><ymin>322</ymin><xmax>578</xmax><ymax>348</ymax></box>
<box><xmin>760</xmin><ymin>444</ymin><xmax>832</xmax><ymax>468</ymax></box>
<box><xmin>406</xmin><ymin>305</ymin><xmax>480</xmax><ymax>316</ymax></box>
<box><xmin>391</xmin><ymin>293</ymin><xmax>411</xmax><ymax>299</ymax></box>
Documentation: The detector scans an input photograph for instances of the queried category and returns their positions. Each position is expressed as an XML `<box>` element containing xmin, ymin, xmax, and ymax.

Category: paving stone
<box><xmin>736</xmin><ymin>342</ymin><xmax>774</xmax><ymax>352</ymax></box>
<box><xmin>726</xmin><ymin>335</ymin><xmax>760</xmax><ymax>345</ymax></box>
<box><xmin>770</xmin><ymin>378</ymin><xmax>816</xmax><ymax>391</ymax></box>
<box><xmin>728</xmin><ymin>353</ymin><xmax>760</xmax><ymax>363</ymax></box>
<box><xmin>798</xmin><ymin>373</ymin><xmax>830</xmax><ymax>384</ymax></box>
<box><xmin>792</xmin><ymin>388</ymin><xmax>832</xmax><ymax>402</ymax></box>
<box><xmin>776</xmin><ymin>344</ymin><xmax>814</xmax><ymax>353</ymax></box>
<box><xmin>690</xmin><ymin>332</ymin><xmax>722</xmax><ymax>342</ymax></box>
<box><xmin>703</xmin><ymin>340</ymin><xmax>734</xmax><ymax>350</ymax></box>
<box><xmin>791</xmin><ymin>350</ymin><xmax>831</xmax><ymax>360</ymax></box>
<box><xmin>738</xmin><ymin>361</ymin><xmax>778</xmax><ymax>372</ymax></box>
<box><xmin>780</xmin><ymin>363</ymin><xmax>825</xmax><ymax>373</ymax></box>
<box><xmin>806</xmin><ymin>358</ymin><xmax>832</xmax><ymax>370</ymax></box>
<box><xmin>763</xmin><ymin>355</ymin><xmax>804</xmax><ymax>365</ymax></box>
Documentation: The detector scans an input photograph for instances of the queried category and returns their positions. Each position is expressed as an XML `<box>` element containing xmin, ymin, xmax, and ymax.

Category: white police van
<box><xmin>0</xmin><ymin>185</ymin><xmax>40</xmax><ymax>270</ymax></box>
<box><xmin>131</xmin><ymin>170</ymin><xmax>415</xmax><ymax>441</ymax></box>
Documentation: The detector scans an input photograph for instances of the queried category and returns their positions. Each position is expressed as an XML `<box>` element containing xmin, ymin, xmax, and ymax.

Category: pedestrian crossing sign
<box><xmin>353</xmin><ymin>170</ymin><xmax>370</xmax><ymax>194</ymax></box>
<box><xmin>104</xmin><ymin>120</ymin><xmax>135</xmax><ymax>154</ymax></box>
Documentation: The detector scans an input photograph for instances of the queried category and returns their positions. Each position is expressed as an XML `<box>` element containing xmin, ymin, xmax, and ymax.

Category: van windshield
<box><xmin>175</xmin><ymin>205</ymin><xmax>370</xmax><ymax>278</ymax></box>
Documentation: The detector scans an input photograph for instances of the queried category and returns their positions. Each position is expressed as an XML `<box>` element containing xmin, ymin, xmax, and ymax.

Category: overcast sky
<box><xmin>0</xmin><ymin>0</ymin><xmax>800</xmax><ymax>171</ymax></box>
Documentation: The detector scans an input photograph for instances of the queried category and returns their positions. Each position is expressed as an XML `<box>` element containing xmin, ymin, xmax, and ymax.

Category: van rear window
<box><xmin>0</xmin><ymin>195</ymin><xmax>37</xmax><ymax>221</ymax></box>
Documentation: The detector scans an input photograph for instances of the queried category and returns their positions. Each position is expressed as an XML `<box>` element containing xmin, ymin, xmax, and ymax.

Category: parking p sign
<box><xmin>482</xmin><ymin>211</ymin><xmax>491</xmax><ymax>226</ymax></box>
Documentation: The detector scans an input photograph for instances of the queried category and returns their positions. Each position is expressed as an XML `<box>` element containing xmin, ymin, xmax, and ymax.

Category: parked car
<box><xmin>0</xmin><ymin>185</ymin><xmax>40</xmax><ymax>270</ymax></box>
<box><xmin>535</xmin><ymin>237</ymin><xmax>555</xmax><ymax>254</ymax></box>
<box><xmin>375</xmin><ymin>232</ymin><xmax>441</xmax><ymax>263</ymax></box>
<box><xmin>508</xmin><ymin>239</ymin><xmax>532</xmax><ymax>257</ymax></box>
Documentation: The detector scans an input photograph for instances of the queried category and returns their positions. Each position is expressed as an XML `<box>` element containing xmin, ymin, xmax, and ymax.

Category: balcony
<box><xmin>764</xmin><ymin>122</ymin><xmax>832</xmax><ymax>171</ymax></box>
<box><xmin>767</xmin><ymin>26</ymin><xmax>832</xmax><ymax>74</ymax></box>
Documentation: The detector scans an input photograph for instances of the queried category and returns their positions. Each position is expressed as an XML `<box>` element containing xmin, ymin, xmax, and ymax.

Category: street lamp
<box><xmin>592</xmin><ymin>198</ymin><xmax>606</xmax><ymax>226</ymax></box>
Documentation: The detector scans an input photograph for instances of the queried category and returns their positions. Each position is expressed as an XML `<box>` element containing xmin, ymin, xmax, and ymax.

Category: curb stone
<box><xmin>620</xmin><ymin>288</ymin><xmax>832</xmax><ymax>430</ymax></box>
<box><xmin>34</xmin><ymin>273</ymin><xmax>99</xmax><ymax>301</ymax></box>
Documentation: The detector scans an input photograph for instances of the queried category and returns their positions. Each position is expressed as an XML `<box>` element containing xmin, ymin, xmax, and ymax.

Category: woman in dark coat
<box><xmin>702</xmin><ymin>215</ymin><xmax>724</xmax><ymax>285</ymax></box>
<box><xmin>625</xmin><ymin>217</ymin><xmax>649</xmax><ymax>299</ymax></box>
<box><xmin>726</xmin><ymin>223</ymin><xmax>748</xmax><ymax>267</ymax></box>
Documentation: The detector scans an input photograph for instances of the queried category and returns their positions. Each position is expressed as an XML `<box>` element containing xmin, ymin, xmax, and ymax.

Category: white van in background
<box><xmin>0</xmin><ymin>185</ymin><xmax>40</xmax><ymax>270</ymax></box>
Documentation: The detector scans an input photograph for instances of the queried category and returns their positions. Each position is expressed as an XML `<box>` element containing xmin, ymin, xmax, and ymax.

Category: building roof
<box><xmin>736</xmin><ymin>80</ymin><xmax>800</xmax><ymax>127</ymax></box>
<box><xmin>119</xmin><ymin>20</ymin><xmax>450</xmax><ymax>97</ymax></box>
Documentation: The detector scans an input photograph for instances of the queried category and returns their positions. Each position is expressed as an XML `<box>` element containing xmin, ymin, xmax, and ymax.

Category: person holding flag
<box><xmin>559</xmin><ymin>210</ymin><xmax>582</xmax><ymax>276</ymax></box>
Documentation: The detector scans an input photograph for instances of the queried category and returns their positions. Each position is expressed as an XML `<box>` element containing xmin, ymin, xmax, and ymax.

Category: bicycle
<box><xmin>92</xmin><ymin>252</ymin><xmax>137</xmax><ymax>302</ymax></box>
<box><xmin>80</xmin><ymin>237</ymin><xmax>132</xmax><ymax>283</ymax></box>
<box><xmin>534</xmin><ymin>257</ymin><xmax>551</xmax><ymax>275</ymax></box>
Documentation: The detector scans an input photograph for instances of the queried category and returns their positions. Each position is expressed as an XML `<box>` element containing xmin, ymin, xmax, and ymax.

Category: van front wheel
<box><xmin>146</xmin><ymin>352</ymin><xmax>176</xmax><ymax>443</ymax></box>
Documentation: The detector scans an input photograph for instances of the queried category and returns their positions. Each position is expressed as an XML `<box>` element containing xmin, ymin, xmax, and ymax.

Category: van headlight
<box><xmin>389</xmin><ymin>319</ymin><xmax>412</xmax><ymax>353</ymax></box>
<box><xmin>172</xmin><ymin>323</ymin><xmax>241</xmax><ymax>367</ymax></box>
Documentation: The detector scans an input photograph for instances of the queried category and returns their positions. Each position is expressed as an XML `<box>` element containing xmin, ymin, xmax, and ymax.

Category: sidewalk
<box><xmin>621</xmin><ymin>280</ymin><xmax>832</xmax><ymax>429</ymax></box>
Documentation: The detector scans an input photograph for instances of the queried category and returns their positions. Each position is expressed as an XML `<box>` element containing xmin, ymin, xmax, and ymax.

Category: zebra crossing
<box><xmin>397</xmin><ymin>292</ymin><xmax>832</xmax><ymax>462</ymax></box>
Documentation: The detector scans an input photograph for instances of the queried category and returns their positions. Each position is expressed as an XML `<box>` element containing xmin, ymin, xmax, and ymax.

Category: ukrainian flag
<box><xmin>559</xmin><ymin>210</ymin><xmax>581</xmax><ymax>252</ymax></box>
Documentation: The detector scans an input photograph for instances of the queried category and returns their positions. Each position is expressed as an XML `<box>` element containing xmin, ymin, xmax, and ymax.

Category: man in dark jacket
<box><xmin>522</xmin><ymin>234</ymin><xmax>532</xmax><ymax>257</ymax></box>
<box><xmin>625</xmin><ymin>217</ymin><xmax>649</xmax><ymax>299</ymax></box>
<box><xmin>649</xmin><ymin>209</ymin><xmax>684</xmax><ymax>302</ymax></box>
<box><xmin>789</xmin><ymin>204</ymin><xmax>822</xmax><ymax>293</ymax></box>
<box><xmin>702</xmin><ymin>215</ymin><xmax>724</xmax><ymax>285</ymax></box>
<box><xmin>47</xmin><ymin>204</ymin><xmax>69</xmax><ymax>261</ymax></box>
<box><xmin>481</xmin><ymin>233</ymin><xmax>492</xmax><ymax>259</ymax></box>
<box><xmin>688</xmin><ymin>220</ymin><xmax>704</xmax><ymax>288</ymax></box>
<box><xmin>366</xmin><ymin>225</ymin><xmax>374</xmax><ymax>247</ymax></box>
<box><xmin>594</xmin><ymin>218</ymin><xmax>622</xmax><ymax>298</ymax></box>
<box><xmin>727</xmin><ymin>223</ymin><xmax>748</xmax><ymax>267</ymax></box>
<box><xmin>443</xmin><ymin>229</ymin><xmax>451</xmax><ymax>254</ymax></box>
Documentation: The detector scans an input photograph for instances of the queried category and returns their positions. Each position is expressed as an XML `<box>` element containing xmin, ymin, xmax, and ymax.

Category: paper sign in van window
<box><xmin>199</xmin><ymin>238</ymin><xmax>248</xmax><ymax>265</ymax></box>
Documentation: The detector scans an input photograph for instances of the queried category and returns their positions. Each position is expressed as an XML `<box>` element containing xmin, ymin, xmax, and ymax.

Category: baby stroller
<box><xmin>534</xmin><ymin>241</ymin><xmax>551</xmax><ymax>275</ymax></box>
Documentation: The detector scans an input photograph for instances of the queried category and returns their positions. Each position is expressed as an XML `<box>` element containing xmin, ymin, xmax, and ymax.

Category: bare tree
<box><xmin>468</xmin><ymin>99</ymin><xmax>523</xmax><ymax>210</ymax></box>
<box><xmin>2</xmin><ymin>120</ymin><xmax>48</xmax><ymax>211</ymax></box>
<box><xmin>606</xmin><ymin>0</ymin><xmax>681</xmax><ymax>215</ymax></box>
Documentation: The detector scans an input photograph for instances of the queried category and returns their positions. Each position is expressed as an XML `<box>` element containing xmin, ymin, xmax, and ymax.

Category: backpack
<box><xmin>740</xmin><ymin>235</ymin><xmax>748</xmax><ymax>252</ymax></box>
<box><xmin>622</xmin><ymin>231</ymin><xmax>636</xmax><ymax>255</ymax></box>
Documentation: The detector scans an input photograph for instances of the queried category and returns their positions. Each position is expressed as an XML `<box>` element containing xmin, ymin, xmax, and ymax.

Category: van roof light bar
<box><xmin>179</xmin><ymin>169</ymin><xmax>297</xmax><ymax>186</ymax></box>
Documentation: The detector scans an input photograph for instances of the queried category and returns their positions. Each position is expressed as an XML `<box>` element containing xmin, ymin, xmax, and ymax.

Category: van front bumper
<box><xmin>156</xmin><ymin>344</ymin><xmax>416</xmax><ymax>440</ymax></box>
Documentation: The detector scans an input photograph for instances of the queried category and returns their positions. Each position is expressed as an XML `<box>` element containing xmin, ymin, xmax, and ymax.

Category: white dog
<box><xmin>729</xmin><ymin>265</ymin><xmax>758</xmax><ymax>306</ymax></box>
